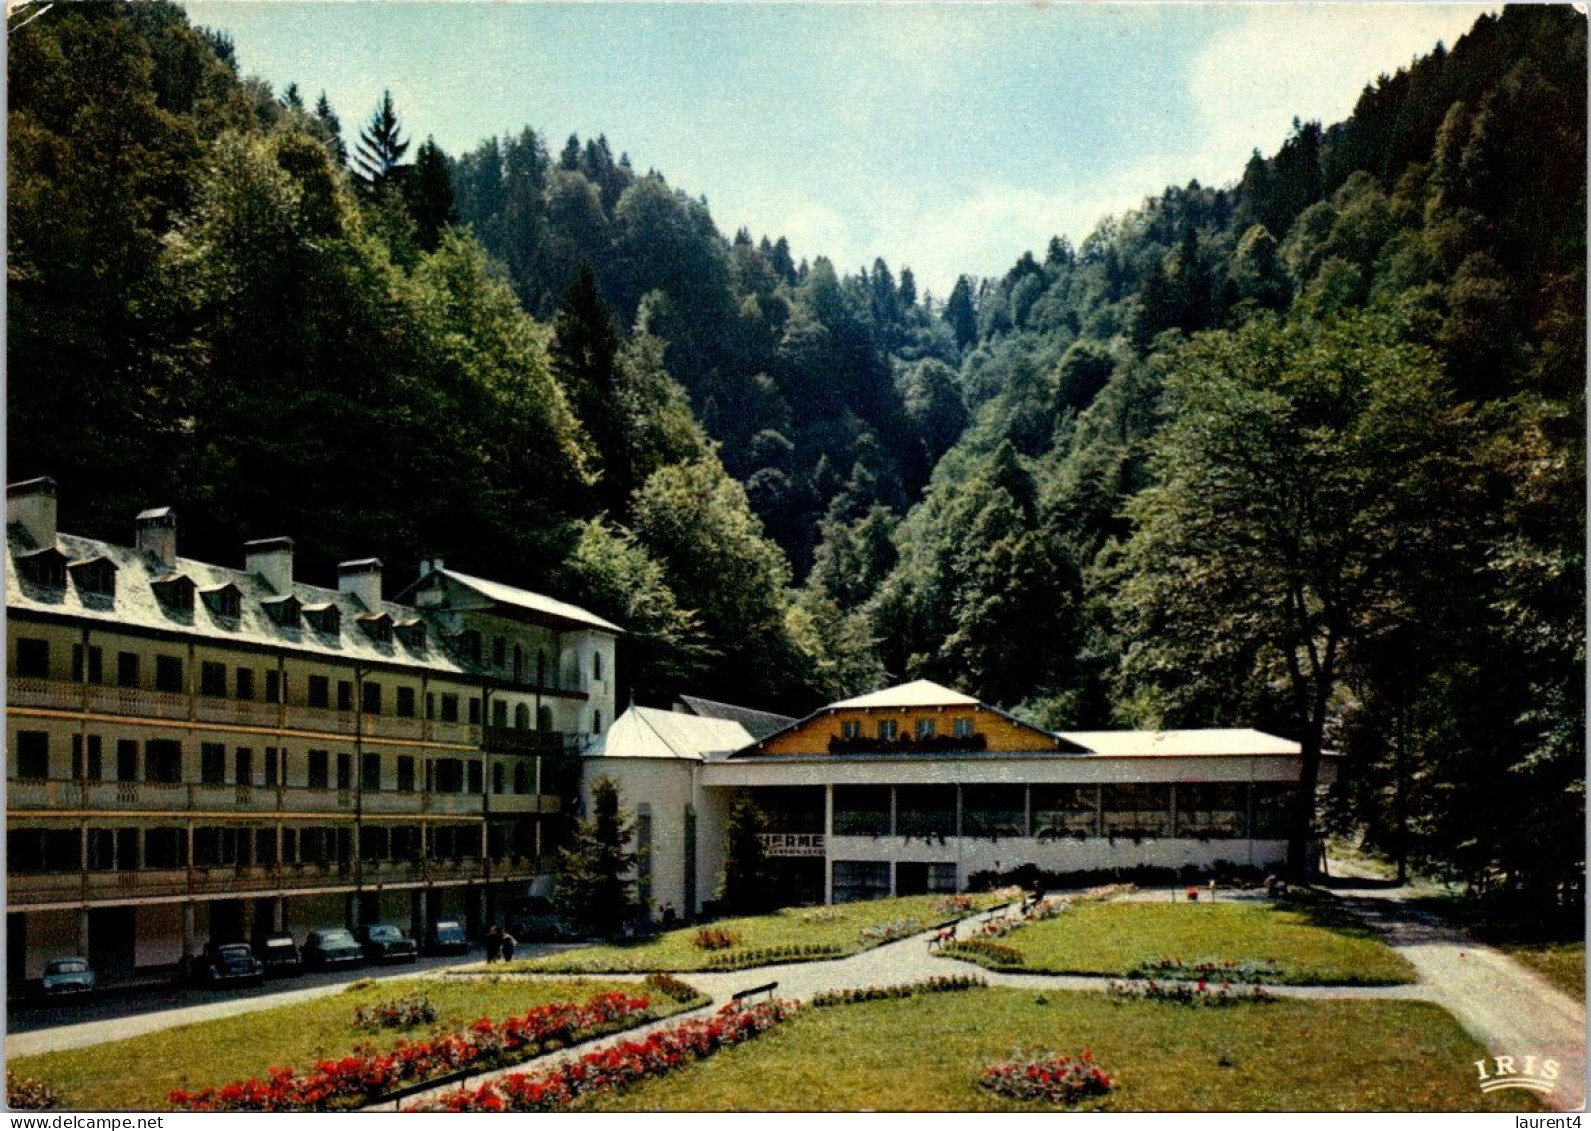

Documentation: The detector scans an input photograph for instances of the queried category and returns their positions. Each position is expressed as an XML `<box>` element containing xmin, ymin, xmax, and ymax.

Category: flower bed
<box><xmin>980</xmin><ymin>1051</ymin><xmax>1113</xmax><ymax>1105</ymax></box>
<box><xmin>433</xmin><ymin>1000</ymin><xmax>797</xmax><ymax>1112</ymax></box>
<box><xmin>700</xmin><ymin>942</ymin><xmax>845</xmax><ymax>970</ymax></box>
<box><xmin>1133</xmin><ymin>956</ymin><xmax>1281</xmax><ymax>983</ymax></box>
<box><xmin>168</xmin><ymin>991</ymin><xmax>653</xmax><ymax>1111</ymax></box>
<box><xmin>939</xmin><ymin>939</ymin><xmax>1025</xmax><ymax>968</ymax></box>
<box><xmin>642</xmin><ymin>972</ymin><xmax>704</xmax><ymax>1004</ymax></box>
<box><xmin>929</xmin><ymin>894</ymin><xmax>975</xmax><ymax>916</ymax></box>
<box><xmin>354</xmin><ymin>995</ymin><xmax>437</xmax><ymax>1031</ymax></box>
<box><xmin>811</xmin><ymin>974</ymin><xmax>984</xmax><ymax>1007</ymax></box>
<box><xmin>7</xmin><ymin>1069</ymin><xmax>62</xmax><ymax>1110</ymax></box>
<box><xmin>857</xmin><ymin>918</ymin><xmax>920</xmax><ymax>944</ymax></box>
<box><xmin>1106</xmin><ymin>977</ymin><xmax>1274</xmax><ymax>1006</ymax></box>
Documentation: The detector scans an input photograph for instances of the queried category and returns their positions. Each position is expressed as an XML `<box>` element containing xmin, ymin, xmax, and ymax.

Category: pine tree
<box><xmin>550</xmin><ymin>265</ymin><xmax>627</xmax><ymax>512</ymax></box>
<box><xmin>553</xmin><ymin>775</ymin><xmax>640</xmax><ymax>936</ymax></box>
<box><xmin>313</xmin><ymin>91</ymin><xmax>347</xmax><ymax>165</ymax></box>
<box><xmin>353</xmin><ymin>90</ymin><xmax>410</xmax><ymax>197</ymax></box>
<box><xmin>718</xmin><ymin>797</ymin><xmax>770</xmax><ymax>914</ymax></box>
<box><xmin>944</xmin><ymin>275</ymin><xmax>978</xmax><ymax>349</ymax></box>
<box><xmin>403</xmin><ymin>137</ymin><xmax>456</xmax><ymax>251</ymax></box>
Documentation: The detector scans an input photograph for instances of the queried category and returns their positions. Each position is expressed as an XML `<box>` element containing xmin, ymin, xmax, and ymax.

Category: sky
<box><xmin>184</xmin><ymin>1</ymin><xmax>1498</xmax><ymax>297</ymax></box>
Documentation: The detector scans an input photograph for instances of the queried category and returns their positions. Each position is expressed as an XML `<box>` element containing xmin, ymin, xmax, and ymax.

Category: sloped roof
<box><xmin>1056</xmin><ymin>728</ymin><xmax>1305</xmax><ymax>757</ymax></box>
<box><xmin>428</xmin><ymin>567</ymin><xmax>622</xmax><ymax>634</ymax></box>
<box><xmin>831</xmin><ymin>679</ymin><xmax>979</xmax><ymax>709</ymax></box>
<box><xmin>676</xmin><ymin>694</ymin><xmax>795</xmax><ymax>740</ymax></box>
<box><xmin>590</xmin><ymin>706</ymin><xmax>753</xmax><ymax>761</ymax></box>
<box><xmin>6</xmin><ymin>528</ymin><xmax>479</xmax><ymax>677</ymax></box>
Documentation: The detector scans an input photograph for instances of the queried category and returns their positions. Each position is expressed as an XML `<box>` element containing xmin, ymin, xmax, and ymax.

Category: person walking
<box><xmin>485</xmin><ymin>924</ymin><xmax>502</xmax><ymax>963</ymax></box>
<box><xmin>499</xmin><ymin>929</ymin><xmax>517</xmax><ymax>962</ymax></box>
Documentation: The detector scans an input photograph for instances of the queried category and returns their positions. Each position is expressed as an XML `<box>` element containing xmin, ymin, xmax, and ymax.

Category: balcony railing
<box><xmin>482</xmin><ymin>727</ymin><xmax>567</xmax><ymax>755</ymax></box>
<box><xmin>9</xmin><ymin>777</ymin><xmax>534</xmax><ymax>819</ymax></box>
<box><xmin>195</xmin><ymin>696</ymin><xmax>282</xmax><ymax>727</ymax></box>
<box><xmin>488</xmin><ymin>792</ymin><xmax>560</xmax><ymax>815</ymax></box>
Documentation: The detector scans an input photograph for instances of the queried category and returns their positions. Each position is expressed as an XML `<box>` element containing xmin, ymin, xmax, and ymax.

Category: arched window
<box><xmin>513</xmin><ymin>645</ymin><xmax>523</xmax><ymax>684</ymax></box>
<box><xmin>493</xmin><ymin>763</ymin><xmax>505</xmax><ymax>794</ymax></box>
<box><xmin>537</xmin><ymin>705</ymin><xmax>553</xmax><ymax>732</ymax></box>
<box><xmin>536</xmin><ymin>649</ymin><xmax>547</xmax><ymax>689</ymax></box>
<box><xmin>514</xmin><ymin>703</ymin><xmax>530</xmax><ymax>730</ymax></box>
<box><xmin>593</xmin><ymin>651</ymin><xmax>603</xmax><ymax>681</ymax></box>
<box><xmin>593</xmin><ymin>710</ymin><xmax>602</xmax><ymax>736</ymax></box>
<box><xmin>514</xmin><ymin>762</ymin><xmax>530</xmax><ymax>794</ymax></box>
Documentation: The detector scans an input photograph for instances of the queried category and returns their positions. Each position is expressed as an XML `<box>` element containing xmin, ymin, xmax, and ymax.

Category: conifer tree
<box><xmin>353</xmin><ymin>90</ymin><xmax>410</xmax><ymax>197</ymax></box>
<box><xmin>718</xmin><ymin>797</ymin><xmax>770</xmax><ymax>914</ymax></box>
<box><xmin>553</xmin><ymin>776</ymin><xmax>640</xmax><ymax>936</ymax></box>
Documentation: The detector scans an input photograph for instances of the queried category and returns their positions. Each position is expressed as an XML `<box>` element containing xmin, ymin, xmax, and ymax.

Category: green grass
<box><xmin>11</xmin><ymin>975</ymin><xmax>695</xmax><ymax>1112</ymax></box>
<box><xmin>587</xmin><ymin>987</ymin><xmax>1542</xmax><ymax>1112</ymax></box>
<box><xmin>506</xmin><ymin>893</ymin><xmax>1002</xmax><ymax>974</ymax></box>
<box><xmin>943</xmin><ymin>897</ymin><xmax>1416</xmax><ymax>985</ymax></box>
<box><xmin>1498</xmin><ymin>941</ymin><xmax>1585</xmax><ymax>999</ymax></box>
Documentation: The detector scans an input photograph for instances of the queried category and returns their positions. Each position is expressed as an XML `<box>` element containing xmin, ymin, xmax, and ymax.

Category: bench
<box><xmin>731</xmin><ymin>981</ymin><xmax>778</xmax><ymax>1003</ymax></box>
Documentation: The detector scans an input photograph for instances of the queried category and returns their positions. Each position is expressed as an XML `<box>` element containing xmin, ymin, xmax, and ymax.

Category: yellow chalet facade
<box><xmin>5</xmin><ymin>477</ymin><xmax>618</xmax><ymax>988</ymax></box>
<box><xmin>591</xmin><ymin>680</ymin><xmax>1336</xmax><ymax>914</ymax></box>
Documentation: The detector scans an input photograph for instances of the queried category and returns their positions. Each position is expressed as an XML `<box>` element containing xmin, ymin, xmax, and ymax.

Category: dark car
<box><xmin>357</xmin><ymin>923</ymin><xmax>418</xmax><ymax>963</ymax></box>
<box><xmin>201</xmin><ymin>941</ymin><xmax>264</xmax><ymax>988</ymax></box>
<box><xmin>303</xmin><ymin>927</ymin><xmax>364</xmax><ymax>971</ymax></box>
<box><xmin>425</xmin><ymin>919</ymin><xmax>469</xmax><ymax>956</ymax></box>
<box><xmin>40</xmin><ymin>956</ymin><xmax>96</xmax><ymax>997</ymax></box>
<box><xmin>256</xmin><ymin>932</ymin><xmax>303</xmax><ymax>977</ymax></box>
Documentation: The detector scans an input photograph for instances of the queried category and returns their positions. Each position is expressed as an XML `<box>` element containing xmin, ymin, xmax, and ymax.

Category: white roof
<box><xmin>1056</xmin><ymin>728</ymin><xmax>1303</xmax><ymax>758</ymax></box>
<box><xmin>437</xmin><ymin>568</ymin><xmax>622</xmax><ymax>634</ymax></box>
<box><xmin>830</xmin><ymin>679</ymin><xmax>979</xmax><ymax>709</ymax></box>
<box><xmin>590</xmin><ymin>706</ymin><xmax>753</xmax><ymax>761</ymax></box>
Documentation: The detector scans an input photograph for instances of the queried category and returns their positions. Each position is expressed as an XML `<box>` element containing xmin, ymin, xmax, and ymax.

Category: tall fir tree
<box><xmin>352</xmin><ymin>90</ymin><xmax>410</xmax><ymax>197</ymax></box>
<box><xmin>552</xmin><ymin>776</ymin><xmax>640</xmax><ymax>936</ymax></box>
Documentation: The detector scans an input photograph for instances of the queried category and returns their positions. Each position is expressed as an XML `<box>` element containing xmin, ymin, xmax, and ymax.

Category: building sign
<box><xmin>759</xmin><ymin>833</ymin><xmax>825</xmax><ymax>858</ymax></box>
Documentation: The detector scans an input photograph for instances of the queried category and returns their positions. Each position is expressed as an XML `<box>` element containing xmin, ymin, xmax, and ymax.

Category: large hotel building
<box><xmin>5</xmin><ymin>477</ymin><xmax>616</xmax><ymax>986</ymax></box>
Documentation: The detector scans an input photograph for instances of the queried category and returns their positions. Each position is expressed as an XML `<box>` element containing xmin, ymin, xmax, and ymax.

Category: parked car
<box><xmin>357</xmin><ymin>923</ymin><xmax>418</xmax><ymax>963</ymax></box>
<box><xmin>256</xmin><ymin>932</ymin><xmax>303</xmax><ymax>977</ymax></box>
<box><xmin>40</xmin><ymin>956</ymin><xmax>96</xmax><ymax>997</ymax></box>
<box><xmin>426</xmin><ymin>919</ymin><xmax>469</xmax><ymax>956</ymax></box>
<box><xmin>303</xmin><ymin>927</ymin><xmax>364</xmax><ymax>971</ymax></box>
<box><xmin>201</xmin><ymin>941</ymin><xmax>264</xmax><ymax>988</ymax></box>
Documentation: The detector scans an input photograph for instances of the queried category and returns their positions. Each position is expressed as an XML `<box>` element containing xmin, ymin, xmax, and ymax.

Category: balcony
<box><xmin>483</xmin><ymin>727</ymin><xmax>566</xmax><ymax>755</ymax></box>
<box><xmin>488</xmin><ymin>792</ymin><xmax>560</xmax><ymax>815</ymax></box>
<box><xmin>9</xmin><ymin>677</ymin><xmax>80</xmax><ymax>711</ymax></box>
<box><xmin>195</xmin><ymin>696</ymin><xmax>282</xmax><ymax>727</ymax></box>
<box><xmin>364</xmin><ymin>713</ymin><xmax>423</xmax><ymax>742</ymax></box>
<box><xmin>427</xmin><ymin>719</ymin><xmax>482</xmax><ymax>747</ymax></box>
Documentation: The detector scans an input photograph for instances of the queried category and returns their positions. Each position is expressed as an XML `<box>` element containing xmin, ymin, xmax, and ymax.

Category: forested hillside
<box><xmin>7</xmin><ymin>3</ymin><xmax>1583</xmax><ymax>891</ymax></box>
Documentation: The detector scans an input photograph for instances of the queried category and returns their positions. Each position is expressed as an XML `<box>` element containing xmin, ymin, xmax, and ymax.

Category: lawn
<box><xmin>943</xmin><ymin>896</ymin><xmax>1415</xmax><ymax>984</ymax></box>
<box><xmin>505</xmin><ymin>893</ymin><xmax>1003</xmax><ymax>974</ymax></box>
<box><xmin>587</xmin><ymin>987</ymin><xmax>1541</xmax><ymax>1112</ymax></box>
<box><xmin>9</xmin><ymin>975</ymin><xmax>697</xmax><ymax>1112</ymax></box>
<box><xmin>1497</xmin><ymin>941</ymin><xmax>1584</xmax><ymax>999</ymax></box>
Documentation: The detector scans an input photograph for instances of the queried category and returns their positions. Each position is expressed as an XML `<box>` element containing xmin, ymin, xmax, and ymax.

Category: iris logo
<box><xmin>1475</xmin><ymin>1055</ymin><xmax>1560</xmax><ymax>1096</ymax></box>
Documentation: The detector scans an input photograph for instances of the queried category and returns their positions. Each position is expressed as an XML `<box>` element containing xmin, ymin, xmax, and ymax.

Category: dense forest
<box><xmin>7</xmin><ymin>3</ymin><xmax>1583</xmax><ymax>892</ymax></box>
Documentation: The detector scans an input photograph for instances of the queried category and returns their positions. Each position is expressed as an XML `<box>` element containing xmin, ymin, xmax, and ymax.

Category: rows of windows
<box><xmin>837</xmin><ymin>717</ymin><xmax>977</xmax><ymax>741</ymax></box>
<box><xmin>6</xmin><ymin>822</ymin><xmax>497</xmax><ymax>874</ymax></box>
<box><xmin>825</xmin><ymin>782</ymin><xmax>1295</xmax><ymax>840</ymax></box>
<box><xmin>13</xmin><ymin>730</ymin><xmax>548</xmax><ymax>796</ymax></box>
<box><xmin>15</xmin><ymin>637</ymin><xmax>562</xmax><ymax>726</ymax></box>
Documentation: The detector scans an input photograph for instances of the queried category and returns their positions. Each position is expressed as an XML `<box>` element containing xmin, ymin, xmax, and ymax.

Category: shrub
<box><xmin>811</xmin><ymin>974</ymin><xmax>984</xmax><ymax>1007</ymax></box>
<box><xmin>642</xmin><ymin>972</ymin><xmax>704</xmax><ymax>1004</ymax></box>
<box><xmin>691</xmin><ymin>926</ymin><xmax>742</xmax><ymax>951</ymax></box>
<box><xmin>7</xmin><ymin>1069</ymin><xmax>62</xmax><ymax>1110</ymax></box>
<box><xmin>857</xmin><ymin>918</ymin><xmax>919</xmax><ymax>943</ymax></box>
<box><xmin>939</xmin><ymin>939</ymin><xmax>1024</xmax><ymax>968</ymax></box>
<box><xmin>1132</xmin><ymin>957</ymin><xmax>1282</xmax><ymax>984</ymax></box>
<box><xmin>928</xmin><ymin>894</ymin><xmax>975</xmax><ymax>916</ymax></box>
<box><xmin>981</xmin><ymin>1051</ymin><xmax>1113</xmax><ymax>1105</ymax></box>
<box><xmin>701</xmin><ymin>942</ymin><xmax>844</xmax><ymax>970</ymax></box>
<box><xmin>353</xmin><ymin>995</ymin><xmax>437</xmax><ymax>1031</ymax></box>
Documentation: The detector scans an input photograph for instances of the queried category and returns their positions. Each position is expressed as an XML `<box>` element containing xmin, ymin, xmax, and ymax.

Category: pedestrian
<box><xmin>662</xmin><ymin>903</ymin><xmax>677</xmax><ymax>928</ymax></box>
<box><xmin>485</xmin><ymin>924</ymin><xmax>502</xmax><ymax>963</ymax></box>
<box><xmin>500</xmin><ymin>929</ymin><xmax>517</xmax><ymax>962</ymax></box>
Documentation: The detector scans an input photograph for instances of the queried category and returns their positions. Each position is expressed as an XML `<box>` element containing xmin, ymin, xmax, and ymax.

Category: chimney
<box><xmin>244</xmin><ymin>536</ymin><xmax>296</xmax><ymax>594</ymax></box>
<box><xmin>337</xmin><ymin>558</ymin><xmax>383</xmax><ymax>610</ymax></box>
<box><xmin>419</xmin><ymin>557</ymin><xmax>445</xmax><ymax>577</ymax></box>
<box><xmin>7</xmin><ymin>477</ymin><xmax>58</xmax><ymax>547</ymax></box>
<box><xmin>135</xmin><ymin>507</ymin><xmax>178</xmax><ymax>571</ymax></box>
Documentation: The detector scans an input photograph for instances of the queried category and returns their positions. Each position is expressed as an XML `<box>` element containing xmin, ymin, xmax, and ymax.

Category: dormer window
<box><xmin>16</xmin><ymin>548</ymin><xmax>67</xmax><ymax>589</ymax></box>
<box><xmin>263</xmin><ymin>593</ymin><xmax>301</xmax><ymax>628</ymax></box>
<box><xmin>359</xmin><ymin>612</ymin><xmax>393</xmax><ymax>643</ymax></box>
<box><xmin>395</xmin><ymin>619</ymin><xmax>427</xmax><ymax>649</ymax></box>
<box><xmin>200</xmin><ymin>582</ymin><xmax>242</xmax><ymax>620</ymax></box>
<box><xmin>68</xmin><ymin>556</ymin><xmax>117</xmax><ymax>598</ymax></box>
<box><xmin>302</xmin><ymin>602</ymin><xmax>341</xmax><ymax>634</ymax></box>
<box><xmin>152</xmin><ymin>573</ymin><xmax>195</xmax><ymax>612</ymax></box>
